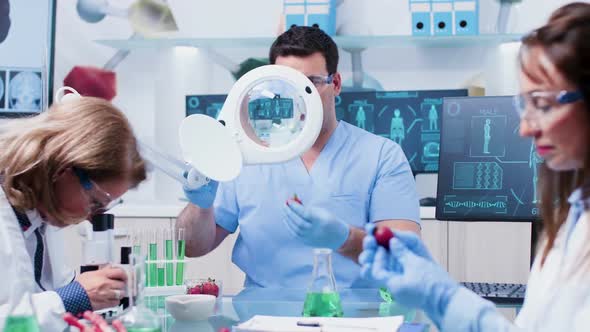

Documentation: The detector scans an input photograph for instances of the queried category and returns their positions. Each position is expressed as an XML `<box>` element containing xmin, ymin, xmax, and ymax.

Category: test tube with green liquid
<box><xmin>157</xmin><ymin>228</ymin><xmax>165</xmax><ymax>286</ymax></box>
<box><xmin>148</xmin><ymin>230</ymin><xmax>158</xmax><ymax>287</ymax></box>
<box><xmin>165</xmin><ymin>229</ymin><xmax>174</xmax><ymax>286</ymax></box>
<box><xmin>175</xmin><ymin>228</ymin><xmax>186</xmax><ymax>285</ymax></box>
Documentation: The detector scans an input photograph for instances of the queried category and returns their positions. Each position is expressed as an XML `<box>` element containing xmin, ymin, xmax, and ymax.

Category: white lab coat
<box><xmin>0</xmin><ymin>188</ymin><xmax>74</xmax><ymax>331</ymax></box>
<box><xmin>442</xmin><ymin>190</ymin><xmax>590</xmax><ymax>331</ymax></box>
<box><xmin>514</xmin><ymin>209</ymin><xmax>590</xmax><ymax>331</ymax></box>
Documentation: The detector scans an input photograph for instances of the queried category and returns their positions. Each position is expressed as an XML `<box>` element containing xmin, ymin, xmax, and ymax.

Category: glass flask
<box><xmin>302</xmin><ymin>248</ymin><xmax>343</xmax><ymax>317</ymax></box>
<box><xmin>118</xmin><ymin>254</ymin><xmax>162</xmax><ymax>332</ymax></box>
<box><xmin>3</xmin><ymin>291</ymin><xmax>40</xmax><ymax>332</ymax></box>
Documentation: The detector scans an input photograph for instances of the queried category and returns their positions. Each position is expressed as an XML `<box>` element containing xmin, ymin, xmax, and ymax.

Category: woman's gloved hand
<box><xmin>282</xmin><ymin>199</ymin><xmax>350</xmax><ymax>250</ymax></box>
<box><xmin>360</xmin><ymin>224</ymin><xmax>434</xmax><ymax>274</ymax></box>
<box><xmin>183</xmin><ymin>180</ymin><xmax>219</xmax><ymax>209</ymax></box>
<box><xmin>359</xmin><ymin>227</ymin><xmax>460</xmax><ymax>329</ymax></box>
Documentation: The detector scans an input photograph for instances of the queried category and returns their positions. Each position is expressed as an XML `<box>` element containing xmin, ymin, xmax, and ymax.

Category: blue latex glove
<box><xmin>360</xmin><ymin>224</ymin><xmax>434</xmax><ymax>275</ymax></box>
<box><xmin>283</xmin><ymin>200</ymin><xmax>350</xmax><ymax>250</ymax></box>
<box><xmin>183</xmin><ymin>180</ymin><xmax>219</xmax><ymax>209</ymax></box>
<box><xmin>360</xmin><ymin>228</ymin><xmax>459</xmax><ymax>329</ymax></box>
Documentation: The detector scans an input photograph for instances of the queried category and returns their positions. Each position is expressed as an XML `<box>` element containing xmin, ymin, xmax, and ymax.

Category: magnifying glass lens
<box><xmin>240</xmin><ymin>79</ymin><xmax>308</xmax><ymax>148</ymax></box>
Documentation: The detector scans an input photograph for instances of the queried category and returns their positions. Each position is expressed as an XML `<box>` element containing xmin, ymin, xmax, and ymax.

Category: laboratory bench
<box><xmin>63</xmin><ymin>204</ymin><xmax>530</xmax><ymax>325</ymax></box>
<box><xmin>142</xmin><ymin>288</ymin><xmax>432</xmax><ymax>332</ymax></box>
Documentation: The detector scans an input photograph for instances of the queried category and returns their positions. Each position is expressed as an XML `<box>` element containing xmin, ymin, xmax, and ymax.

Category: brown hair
<box><xmin>518</xmin><ymin>2</ymin><xmax>590</xmax><ymax>265</ymax></box>
<box><xmin>0</xmin><ymin>97</ymin><xmax>146</xmax><ymax>224</ymax></box>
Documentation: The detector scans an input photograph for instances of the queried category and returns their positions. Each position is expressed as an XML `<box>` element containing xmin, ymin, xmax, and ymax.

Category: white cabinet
<box><xmin>420</xmin><ymin>218</ymin><xmax>448</xmax><ymax>268</ymax></box>
<box><xmin>448</xmin><ymin>221</ymin><xmax>531</xmax><ymax>284</ymax></box>
<box><xmin>418</xmin><ymin>206</ymin><xmax>531</xmax><ymax>285</ymax></box>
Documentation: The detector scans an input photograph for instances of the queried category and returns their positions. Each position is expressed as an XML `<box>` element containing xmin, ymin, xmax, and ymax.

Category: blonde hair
<box><xmin>0</xmin><ymin>97</ymin><xmax>146</xmax><ymax>223</ymax></box>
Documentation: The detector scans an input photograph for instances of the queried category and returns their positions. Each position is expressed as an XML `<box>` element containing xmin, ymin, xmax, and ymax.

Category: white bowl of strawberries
<box><xmin>185</xmin><ymin>278</ymin><xmax>223</xmax><ymax>314</ymax></box>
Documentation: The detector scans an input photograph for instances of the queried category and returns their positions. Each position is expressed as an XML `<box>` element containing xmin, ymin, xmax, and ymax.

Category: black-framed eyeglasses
<box><xmin>514</xmin><ymin>90</ymin><xmax>583</xmax><ymax>122</ymax></box>
<box><xmin>307</xmin><ymin>74</ymin><xmax>334</xmax><ymax>87</ymax></box>
<box><xmin>72</xmin><ymin>167</ymin><xmax>122</xmax><ymax>214</ymax></box>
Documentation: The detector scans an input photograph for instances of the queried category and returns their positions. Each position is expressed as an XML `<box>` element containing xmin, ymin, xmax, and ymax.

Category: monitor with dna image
<box><xmin>436</xmin><ymin>96</ymin><xmax>540</xmax><ymax>222</ymax></box>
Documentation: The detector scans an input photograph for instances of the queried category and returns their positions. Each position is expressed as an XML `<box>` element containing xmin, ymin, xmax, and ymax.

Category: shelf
<box><xmin>96</xmin><ymin>33</ymin><xmax>522</xmax><ymax>51</ymax></box>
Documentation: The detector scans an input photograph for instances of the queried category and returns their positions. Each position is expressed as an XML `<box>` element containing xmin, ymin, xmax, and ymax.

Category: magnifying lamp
<box><xmin>179</xmin><ymin>64</ymin><xmax>324</xmax><ymax>183</ymax></box>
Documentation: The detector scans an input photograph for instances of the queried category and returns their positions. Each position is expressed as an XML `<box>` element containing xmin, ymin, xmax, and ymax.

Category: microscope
<box><xmin>80</xmin><ymin>213</ymin><xmax>115</xmax><ymax>273</ymax></box>
<box><xmin>81</xmin><ymin>213</ymin><xmax>132</xmax><ymax>310</ymax></box>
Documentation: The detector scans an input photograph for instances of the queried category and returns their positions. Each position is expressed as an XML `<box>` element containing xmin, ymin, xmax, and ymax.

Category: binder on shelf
<box><xmin>432</xmin><ymin>0</ymin><xmax>453</xmax><ymax>36</ymax></box>
<box><xmin>454</xmin><ymin>0</ymin><xmax>479</xmax><ymax>35</ymax></box>
<box><xmin>284</xmin><ymin>0</ymin><xmax>336</xmax><ymax>35</ymax></box>
<box><xmin>409</xmin><ymin>0</ymin><xmax>432</xmax><ymax>36</ymax></box>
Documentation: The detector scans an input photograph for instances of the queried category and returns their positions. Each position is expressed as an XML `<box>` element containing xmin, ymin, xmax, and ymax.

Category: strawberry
<box><xmin>293</xmin><ymin>194</ymin><xmax>303</xmax><ymax>205</ymax></box>
<box><xmin>373</xmin><ymin>226</ymin><xmax>395</xmax><ymax>250</ymax></box>
<box><xmin>201</xmin><ymin>279</ymin><xmax>220</xmax><ymax>297</ymax></box>
<box><xmin>188</xmin><ymin>285</ymin><xmax>202</xmax><ymax>294</ymax></box>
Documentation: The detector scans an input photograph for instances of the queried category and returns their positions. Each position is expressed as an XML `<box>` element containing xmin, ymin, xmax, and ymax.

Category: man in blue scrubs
<box><xmin>177</xmin><ymin>26</ymin><xmax>420</xmax><ymax>288</ymax></box>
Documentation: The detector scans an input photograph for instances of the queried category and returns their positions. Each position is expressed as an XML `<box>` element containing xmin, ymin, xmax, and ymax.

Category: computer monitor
<box><xmin>0</xmin><ymin>0</ymin><xmax>56</xmax><ymax>117</ymax></box>
<box><xmin>337</xmin><ymin>89</ymin><xmax>468</xmax><ymax>173</ymax></box>
<box><xmin>436</xmin><ymin>96</ymin><xmax>540</xmax><ymax>222</ymax></box>
<box><xmin>185</xmin><ymin>94</ymin><xmax>227</xmax><ymax>118</ymax></box>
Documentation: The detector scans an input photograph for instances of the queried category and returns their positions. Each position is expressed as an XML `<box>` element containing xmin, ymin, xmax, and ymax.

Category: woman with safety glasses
<box><xmin>0</xmin><ymin>96</ymin><xmax>146</xmax><ymax>330</ymax></box>
<box><xmin>361</xmin><ymin>2</ymin><xmax>590</xmax><ymax>331</ymax></box>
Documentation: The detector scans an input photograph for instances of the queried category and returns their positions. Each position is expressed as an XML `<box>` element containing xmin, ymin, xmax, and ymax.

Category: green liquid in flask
<box><xmin>3</xmin><ymin>316</ymin><xmax>40</xmax><ymax>332</ymax></box>
<box><xmin>302</xmin><ymin>292</ymin><xmax>343</xmax><ymax>317</ymax></box>
<box><xmin>126</xmin><ymin>328</ymin><xmax>162</xmax><ymax>332</ymax></box>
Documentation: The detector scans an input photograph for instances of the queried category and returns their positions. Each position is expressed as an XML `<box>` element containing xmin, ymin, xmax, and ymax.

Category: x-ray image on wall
<box><xmin>6</xmin><ymin>70</ymin><xmax>42</xmax><ymax>113</ymax></box>
<box><xmin>0</xmin><ymin>0</ymin><xmax>55</xmax><ymax>116</ymax></box>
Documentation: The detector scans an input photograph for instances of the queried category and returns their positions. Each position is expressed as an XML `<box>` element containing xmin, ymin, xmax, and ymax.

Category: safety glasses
<box><xmin>73</xmin><ymin>167</ymin><xmax>122</xmax><ymax>214</ymax></box>
<box><xmin>307</xmin><ymin>74</ymin><xmax>334</xmax><ymax>87</ymax></box>
<box><xmin>513</xmin><ymin>90</ymin><xmax>583</xmax><ymax>125</ymax></box>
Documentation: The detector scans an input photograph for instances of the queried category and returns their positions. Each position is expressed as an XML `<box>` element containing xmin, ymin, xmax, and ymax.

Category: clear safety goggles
<box><xmin>73</xmin><ymin>167</ymin><xmax>122</xmax><ymax>215</ymax></box>
<box><xmin>513</xmin><ymin>90</ymin><xmax>584</xmax><ymax>126</ymax></box>
<box><xmin>307</xmin><ymin>74</ymin><xmax>334</xmax><ymax>87</ymax></box>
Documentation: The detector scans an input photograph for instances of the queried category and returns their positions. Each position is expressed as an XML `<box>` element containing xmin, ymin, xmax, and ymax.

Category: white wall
<box><xmin>53</xmin><ymin>0</ymin><xmax>579</xmax><ymax>205</ymax></box>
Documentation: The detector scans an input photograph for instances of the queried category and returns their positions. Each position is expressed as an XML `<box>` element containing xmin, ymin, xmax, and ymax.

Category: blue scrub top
<box><xmin>214</xmin><ymin>121</ymin><xmax>420</xmax><ymax>288</ymax></box>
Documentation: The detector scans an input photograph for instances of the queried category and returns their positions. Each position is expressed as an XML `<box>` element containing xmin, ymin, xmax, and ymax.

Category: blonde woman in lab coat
<box><xmin>0</xmin><ymin>97</ymin><xmax>147</xmax><ymax>330</ymax></box>
<box><xmin>361</xmin><ymin>2</ymin><xmax>590</xmax><ymax>331</ymax></box>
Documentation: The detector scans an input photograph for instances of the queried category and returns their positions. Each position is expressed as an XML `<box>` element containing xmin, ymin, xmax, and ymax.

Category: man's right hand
<box><xmin>183</xmin><ymin>180</ymin><xmax>219</xmax><ymax>209</ymax></box>
<box><xmin>76</xmin><ymin>266</ymin><xmax>127</xmax><ymax>310</ymax></box>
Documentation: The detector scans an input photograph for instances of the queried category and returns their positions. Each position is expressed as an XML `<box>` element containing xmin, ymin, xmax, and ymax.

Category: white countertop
<box><xmin>110</xmin><ymin>202</ymin><xmax>437</xmax><ymax>220</ymax></box>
